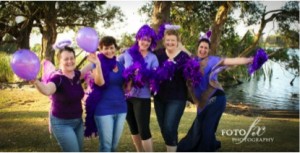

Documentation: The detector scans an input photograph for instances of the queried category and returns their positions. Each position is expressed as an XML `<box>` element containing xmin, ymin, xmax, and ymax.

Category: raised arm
<box><xmin>85</xmin><ymin>53</ymin><xmax>105</xmax><ymax>86</ymax></box>
<box><xmin>222</xmin><ymin>57</ymin><xmax>253</xmax><ymax>66</ymax></box>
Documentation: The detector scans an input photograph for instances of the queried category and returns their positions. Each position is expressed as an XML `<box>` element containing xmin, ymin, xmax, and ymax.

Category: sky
<box><xmin>29</xmin><ymin>1</ymin><xmax>289</xmax><ymax>47</ymax></box>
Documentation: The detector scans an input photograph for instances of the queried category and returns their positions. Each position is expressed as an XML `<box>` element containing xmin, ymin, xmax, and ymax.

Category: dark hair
<box><xmin>99</xmin><ymin>36</ymin><xmax>119</xmax><ymax>50</ymax></box>
<box><xmin>164</xmin><ymin>29</ymin><xmax>181</xmax><ymax>42</ymax></box>
<box><xmin>198</xmin><ymin>38</ymin><xmax>211</xmax><ymax>48</ymax></box>
<box><xmin>57</xmin><ymin>46</ymin><xmax>76</xmax><ymax>61</ymax></box>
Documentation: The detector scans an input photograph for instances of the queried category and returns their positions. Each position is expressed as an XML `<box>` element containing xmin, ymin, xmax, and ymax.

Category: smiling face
<box><xmin>197</xmin><ymin>40</ymin><xmax>210</xmax><ymax>59</ymax></box>
<box><xmin>138</xmin><ymin>36</ymin><xmax>152</xmax><ymax>52</ymax></box>
<box><xmin>99</xmin><ymin>44</ymin><xmax>116</xmax><ymax>59</ymax></box>
<box><xmin>164</xmin><ymin>34</ymin><xmax>178</xmax><ymax>52</ymax></box>
<box><xmin>59</xmin><ymin>50</ymin><xmax>76</xmax><ymax>72</ymax></box>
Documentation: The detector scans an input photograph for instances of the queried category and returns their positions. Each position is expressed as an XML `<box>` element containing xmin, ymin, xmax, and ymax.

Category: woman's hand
<box><xmin>247</xmin><ymin>57</ymin><xmax>254</xmax><ymax>64</ymax></box>
<box><xmin>87</xmin><ymin>53</ymin><xmax>100</xmax><ymax>65</ymax></box>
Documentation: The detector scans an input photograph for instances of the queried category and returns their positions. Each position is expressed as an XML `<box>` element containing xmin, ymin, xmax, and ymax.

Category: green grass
<box><xmin>0</xmin><ymin>87</ymin><xmax>299</xmax><ymax>152</ymax></box>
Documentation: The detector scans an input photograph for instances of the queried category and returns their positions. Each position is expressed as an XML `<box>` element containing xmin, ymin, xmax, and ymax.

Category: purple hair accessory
<box><xmin>183</xmin><ymin>58</ymin><xmax>202</xmax><ymax>87</ymax></box>
<box><xmin>199</xmin><ymin>30</ymin><xmax>212</xmax><ymax>42</ymax></box>
<box><xmin>52</xmin><ymin>40</ymin><xmax>72</xmax><ymax>50</ymax></box>
<box><xmin>135</xmin><ymin>24</ymin><xmax>157</xmax><ymax>50</ymax></box>
<box><xmin>248</xmin><ymin>48</ymin><xmax>268</xmax><ymax>75</ymax></box>
<box><xmin>165</xmin><ymin>24</ymin><xmax>181</xmax><ymax>30</ymax></box>
<box><xmin>157</xmin><ymin>23</ymin><xmax>180</xmax><ymax>41</ymax></box>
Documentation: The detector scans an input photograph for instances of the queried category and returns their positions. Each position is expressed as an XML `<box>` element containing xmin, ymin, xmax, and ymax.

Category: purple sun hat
<box><xmin>135</xmin><ymin>24</ymin><xmax>158</xmax><ymax>50</ymax></box>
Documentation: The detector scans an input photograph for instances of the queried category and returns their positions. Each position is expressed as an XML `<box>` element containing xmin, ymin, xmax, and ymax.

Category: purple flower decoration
<box><xmin>183</xmin><ymin>58</ymin><xmax>202</xmax><ymax>87</ymax></box>
<box><xmin>248</xmin><ymin>48</ymin><xmax>268</xmax><ymax>74</ymax></box>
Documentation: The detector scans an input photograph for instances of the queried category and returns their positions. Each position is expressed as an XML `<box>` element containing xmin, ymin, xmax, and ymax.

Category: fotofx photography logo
<box><xmin>221</xmin><ymin>118</ymin><xmax>274</xmax><ymax>144</ymax></box>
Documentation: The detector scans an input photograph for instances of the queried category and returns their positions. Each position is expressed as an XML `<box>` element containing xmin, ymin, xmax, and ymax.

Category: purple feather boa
<box><xmin>84</xmin><ymin>53</ymin><xmax>116</xmax><ymax>137</ymax></box>
<box><xmin>183</xmin><ymin>58</ymin><xmax>202</xmax><ymax>87</ymax></box>
<box><xmin>150</xmin><ymin>60</ymin><xmax>176</xmax><ymax>94</ymax></box>
<box><xmin>123</xmin><ymin>44</ymin><xmax>154</xmax><ymax>89</ymax></box>
<box><xmin>248</xmin><ymin>48</ymin><xmax>268</xmax><ymax>74</ymax></box>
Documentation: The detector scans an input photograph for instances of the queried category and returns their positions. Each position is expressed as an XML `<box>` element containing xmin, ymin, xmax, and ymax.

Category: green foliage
<box><xmin>31</xmin><ymin>44</ymin><xmax>42</xmax><ymax>54</ymax></box>
<box><xmin>0</xmin><ymin>1</ymin><xmax>124</xmax><ymax>63</ymax></box>
<box><xmin>239</xmin><ymin>2</ymin><xmax>264</xmax><ymax>26</ymax></box>
<box><xmin>269</xmin><ymin>48</ymin><xmax>299</xmax><ymax>76</ymax></box>
<box><xmin>0</xmin><ymin>52</ymin><xmax>14</xmax><ymax>82</ymax></box>
<box><xmin>118</xmin><ymin>33</ymin><xmax>135</xmax><ymax>49</ymax></box>
<box><xmin>0</xmin><ymin>35</ymin><xmax>18</xmax><ymax>54</ymax></box>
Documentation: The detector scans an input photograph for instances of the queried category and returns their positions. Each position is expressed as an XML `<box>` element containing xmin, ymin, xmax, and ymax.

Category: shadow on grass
<box><xmin>0</xmin><ymin>110</ymin><xmax>60</xmax><ymax>152</ymax></box>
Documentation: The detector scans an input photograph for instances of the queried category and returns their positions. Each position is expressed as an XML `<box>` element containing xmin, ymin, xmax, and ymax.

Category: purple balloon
<box><xmin>76</xmin><ymin>27</ymin><xmax>99</xmax><ymax>53</ymax></box>
<box><xmin>10</xmin><ymin>49</ymin><xmax>40</xmax><ymax>81</ymax></box>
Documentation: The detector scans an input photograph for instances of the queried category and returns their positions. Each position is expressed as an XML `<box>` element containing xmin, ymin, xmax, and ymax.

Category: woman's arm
<box><xmin>86</xmin><ymin>53</ymin><xmax>105</xmax><ymax>86</ymax></box>
<box><xmin>222</xmin><ymin>57</ymin><xmax>253</xmax><ymax>66</ymax></box>
<box><xmin>32</xmin><ymin>80</ymin><xmax>56</xmax><ymax>96</ymax></box>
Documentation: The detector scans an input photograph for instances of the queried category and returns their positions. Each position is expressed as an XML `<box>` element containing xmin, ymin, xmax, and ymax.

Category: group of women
<box><xmin>31</xmin><ymin>23</ymin><xmax>254</xmax><ymax>152</ymax></box>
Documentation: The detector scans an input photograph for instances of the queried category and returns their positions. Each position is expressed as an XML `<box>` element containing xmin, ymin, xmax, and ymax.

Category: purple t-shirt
<box><xmin>49</xmin><ymin>70</ymin><xmax>84</xmax><ymax>119</ymax></box>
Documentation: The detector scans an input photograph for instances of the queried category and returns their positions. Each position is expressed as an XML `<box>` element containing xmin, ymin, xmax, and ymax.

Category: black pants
<box><xmin>126</xmin><ymin>97</ymin><xmax>152</xmax><ymax>140</ymax></box>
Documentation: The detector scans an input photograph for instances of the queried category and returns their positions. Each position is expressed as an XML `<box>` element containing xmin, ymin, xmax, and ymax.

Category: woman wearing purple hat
<box><xmin>177</xmin><ymin>30</ymin><xmax>267</xmax><ymax>152</ymax></box>
<box><xmin>118</xmin><ymin>24</ymin><xmax>159</xmax><ymax>152</ymax></box>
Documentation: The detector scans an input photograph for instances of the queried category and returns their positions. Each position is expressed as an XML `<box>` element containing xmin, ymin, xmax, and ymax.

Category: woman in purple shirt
<box><xmin>177</xmin><ymin>31</ymin><xmax>254</xmax><ymax>152</ymax></box>
<box><xmin>83</xmin><ymin>36</ymin><xmax>127</xmax><ymax>152</ymax></box>
<box><xmin>118</xmin><ymin>25</ymin><xmax>158</xmax><ymax>152</ymax></box>
<box><xmin>31</xmin><ymin>46</ymin><xmax>102</xmax><ymax>152</ymax></box>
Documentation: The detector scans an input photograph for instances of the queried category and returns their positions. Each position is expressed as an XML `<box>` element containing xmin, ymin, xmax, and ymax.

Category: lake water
<box><xmin>224</xmin><ymin>53</ymin><xmax>299</xmax><ymax>110</ymax></box>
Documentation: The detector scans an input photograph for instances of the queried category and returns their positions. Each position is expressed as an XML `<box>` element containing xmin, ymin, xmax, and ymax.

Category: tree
<box><xmin>210</xmin><ymin>1</ymin><xmax>234</xmax><ymax>55</ymax></box>
<box><xmin>140</xmin><ymin>1</ymin><xmax>218</xmax><ymax>52</ymax></box>
<box><xmin>0</xmin><ymin>2</ymin><xmax>36</xmax><ymax>50</ymax></box>
<box><xmin>0</xmin><ymin>1</ymin><xmax>124</xmax><ymax>64</ymax></box>
<box><xmin>238</xmin><ymin>1</ymin><xmax>299</xmax><ymax>56</ymax></box>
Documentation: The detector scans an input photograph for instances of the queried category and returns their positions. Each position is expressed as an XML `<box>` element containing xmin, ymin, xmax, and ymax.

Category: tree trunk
<box><xmin>151</xmin><ymin>1</ymin><xmax>171</xmax><ymax>48</ymax></box>
<box><xmin>210</xmin><ymin>2</ymin><xmax>232</xmax><ymax>55</ymax></box>
<box><xmin>40</xmin><ymin>3</ymin><xmax>57</xmax><ymax>64</ymax></box>
<box><xmin>18</xmin><ymin>22</ymin><xmax>33</xmax><ymax>49</ymax></box>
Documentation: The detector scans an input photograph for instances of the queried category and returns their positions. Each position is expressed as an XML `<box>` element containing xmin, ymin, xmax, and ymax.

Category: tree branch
<box><xmin>265</xmin><ymin>9</ymin><xmax>282</xmax><ymax>16</ymax></box>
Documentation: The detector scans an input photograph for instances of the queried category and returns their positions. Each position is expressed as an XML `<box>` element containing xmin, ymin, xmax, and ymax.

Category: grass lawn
<box><xmin>0</xmin><ymin>86</ymin><xmax>299</xmax><ymax>152</ymax></box>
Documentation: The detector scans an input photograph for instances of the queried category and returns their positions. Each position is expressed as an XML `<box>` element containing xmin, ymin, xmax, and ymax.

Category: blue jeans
<box><xmin>154</xmin><ymin>99</ymin><xmax>186</xmax><ymax>146</ymax></box>
<box><xmin>95</xmin><ymin>113</ymin><xmax>127</xmax><ymax>152</ymax></box>
<box><xmin>50</xmin><ymin>115</ymin><xmax>84</xmax><ymax>152</ymax></box>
